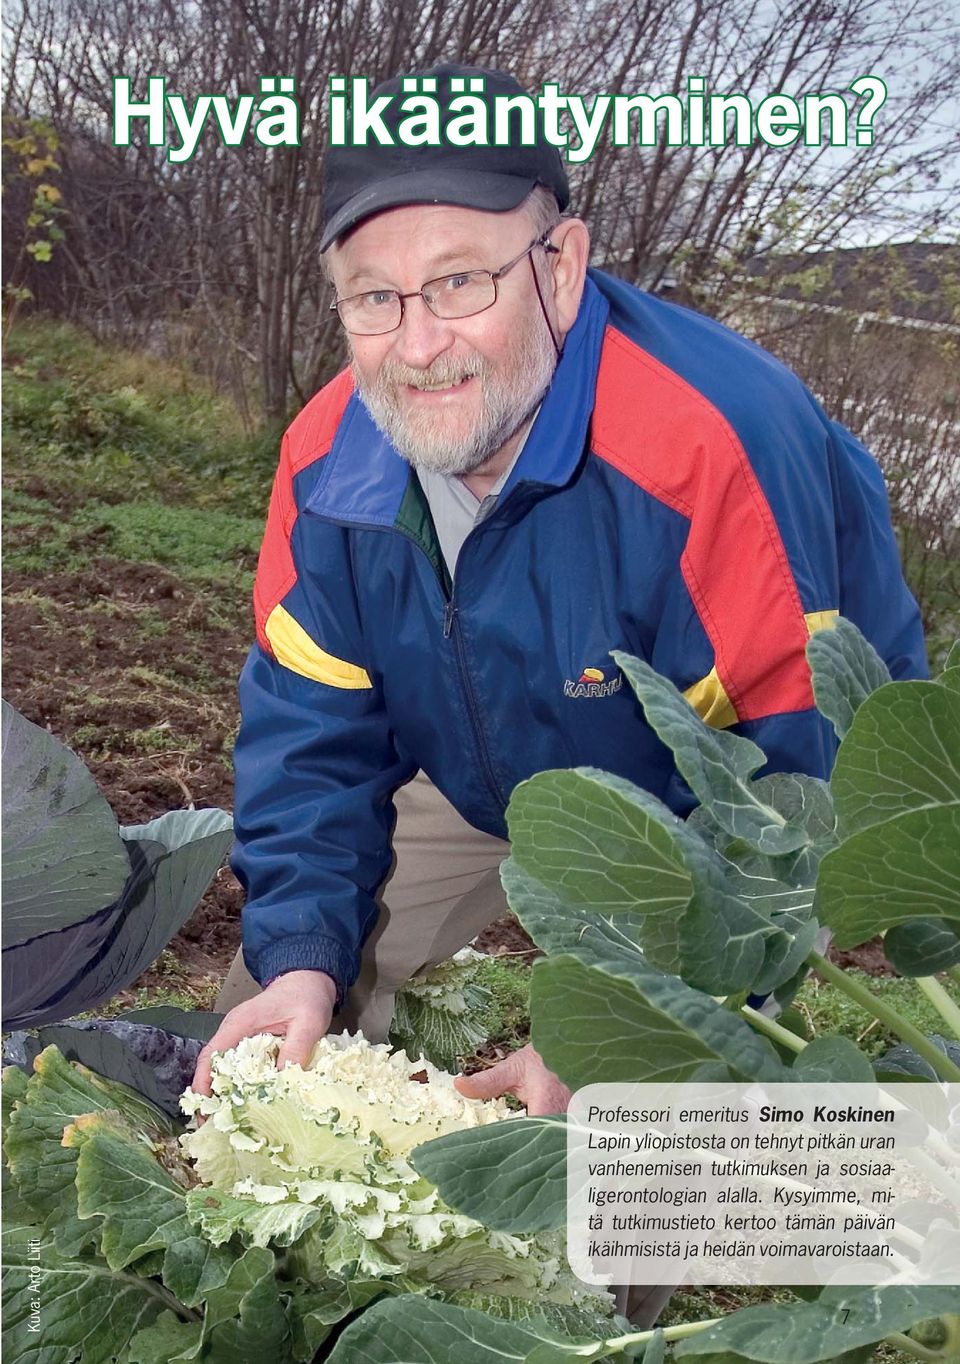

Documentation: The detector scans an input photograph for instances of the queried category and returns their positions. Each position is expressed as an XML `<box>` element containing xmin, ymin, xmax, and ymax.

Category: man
<box><xmin>193</xmin><ymin>62</ymin><xmax>926</xmax><ymax>1113</ymax></box>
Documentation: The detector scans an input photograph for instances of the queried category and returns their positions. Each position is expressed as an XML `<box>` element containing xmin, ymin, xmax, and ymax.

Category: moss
<box><xmin>472</xmin><ymin>955</ymin><xmax>532</xmax><ymax>1050</ymax></box>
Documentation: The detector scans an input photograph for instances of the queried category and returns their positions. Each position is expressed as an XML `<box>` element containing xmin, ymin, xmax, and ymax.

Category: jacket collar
<box><xmin>305</xmin><ymin>274</ymin><xmax>611</xmax><ymax>527</ymax></box>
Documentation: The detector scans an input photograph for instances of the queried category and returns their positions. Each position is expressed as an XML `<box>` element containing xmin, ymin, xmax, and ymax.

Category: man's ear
<box><xmin>547</xmin><ymin>218</ymin><xmax>591</xmax><ymax>338</ymax></box>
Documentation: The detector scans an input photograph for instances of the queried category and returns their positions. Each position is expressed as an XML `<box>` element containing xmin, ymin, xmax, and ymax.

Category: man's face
<box><xmin>328</xmin><ymin>204</ymin><xmax>558</xmax><ymax>476</ymax></box>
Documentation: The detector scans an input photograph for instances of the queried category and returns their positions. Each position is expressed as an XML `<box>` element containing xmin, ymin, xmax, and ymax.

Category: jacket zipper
<box><xmin>309</xmin><ymin>511</ymin><xmax>506</xmax><ymax>813</ymax></box>
<box><xmin>437</xmin><ymin>548</ymin><xmax>505</xmax><ymax>811</ymax></box>
<box><xmin>441</xmin><ymin>588</ymin><xmax>505</xmax><ymax>809</ymax></box>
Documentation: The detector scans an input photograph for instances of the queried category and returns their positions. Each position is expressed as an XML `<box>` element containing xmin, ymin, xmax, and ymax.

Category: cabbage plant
<box><xmin>180</xmin><ymin>1031</ymin><xmax>607</xmax><ymax>1306</ymax></box>
<box><xmin>389</xmin><ymin>947</ymin><xmax>493</xmax><ymax>1069</ymax></box>
<box><xmin>3</xmin><ymin>627</ymin><xmax>959</xmax><ymax>1362</ymax></box>
<box><xmin>1</xmin><ymin>1036</ymin><xmax>616</xmax><ymax>1362</ymax></box>
<box><xmin>1</xmin><ymin>701</ymin><xmax>233</xmax><ymax>1029</ymax></box>
<box><xmin>350</xmin><ymin>622</ymin><xmax>960</xmax><ymax>1363</ymax></box>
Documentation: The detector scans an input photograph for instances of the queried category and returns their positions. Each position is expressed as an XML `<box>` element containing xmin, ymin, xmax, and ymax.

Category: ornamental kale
<box><xmin>180</xmin><ymin>1031</ymin><xmax>604</xmax><ymax>1306</ymax></box>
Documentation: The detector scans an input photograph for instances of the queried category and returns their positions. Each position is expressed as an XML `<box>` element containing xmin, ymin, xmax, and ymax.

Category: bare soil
<box><xmin>3</xmin><ymin>558</ymin><xmax>247</xmax><ymax>997</ymax></box>
<box><xmin>827</xmin><ymin>937</ymin><xmax>895</xmax><ymax>978</ymax></box>
<box><xmin>474</xmin><ymin>915</ymin><xmax>542</xmax><ymax>964</ymax></box>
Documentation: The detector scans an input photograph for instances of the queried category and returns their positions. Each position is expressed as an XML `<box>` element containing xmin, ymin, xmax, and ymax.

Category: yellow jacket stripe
<box><xmin>684</xmin><ymin>610</ymin><xmax>839</xmax><ymax>729</ymax></box>
<box><xmin>264</xmin><ymin>604</ymin><xmax>372</xmax><ymax>689</ymax></box>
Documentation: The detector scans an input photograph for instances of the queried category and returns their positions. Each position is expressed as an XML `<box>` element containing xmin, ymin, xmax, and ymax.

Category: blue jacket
<box><xmin>233</xmin><ymin>269</ymin><xmax>927</xmax><ymax>996</ymax></box>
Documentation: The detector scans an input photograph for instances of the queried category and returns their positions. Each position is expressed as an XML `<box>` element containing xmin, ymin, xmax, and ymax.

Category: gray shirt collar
<box><xmin>416</xmin><ymin>412</ymin><xmax>538</xmax><ymax>578</ymax></box>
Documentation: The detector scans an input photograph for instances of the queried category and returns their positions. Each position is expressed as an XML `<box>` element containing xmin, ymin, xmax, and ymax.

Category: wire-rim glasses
<box><xmin>330</xmin><ymin>229</ymin><xmax>560</xmax><ymax>336</ymax></box>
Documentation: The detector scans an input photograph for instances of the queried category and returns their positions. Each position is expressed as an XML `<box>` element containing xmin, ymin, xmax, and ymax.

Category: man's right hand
<box><xmin>190</xmin><ymin>969</ymin><xmax>338</xmax><ymax>1096</ymax></box>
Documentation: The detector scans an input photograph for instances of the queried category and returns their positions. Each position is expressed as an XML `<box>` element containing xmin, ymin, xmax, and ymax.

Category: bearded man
<box><xmin>194</xmin><ymin>64</ymin><xmax>925</xmax><ymax>1129</ymax></box>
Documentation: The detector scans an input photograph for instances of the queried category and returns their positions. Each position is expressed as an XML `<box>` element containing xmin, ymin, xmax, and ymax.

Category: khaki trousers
<box><xmin>215</xmin><ymin>768</ymin><xmax>675</xmax><ymax>1328</ymax></box>
<box><xmin>216</xmin><ymin>768</ymin><xmax>511</xmax><ymax>1038</ymax></box>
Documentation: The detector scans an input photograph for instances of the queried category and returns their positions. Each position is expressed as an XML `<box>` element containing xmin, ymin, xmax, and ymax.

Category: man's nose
<box><xmin>391</xmin><ymin>295</ymin><xmax>456</xmax><ymax>368</ymax></box>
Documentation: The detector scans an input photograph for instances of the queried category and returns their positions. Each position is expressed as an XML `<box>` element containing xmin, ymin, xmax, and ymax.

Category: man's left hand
<box><xmin>453</xmin><ymin>1043</ymin><xmax>571</xmax><ymax>1116</ymax></box>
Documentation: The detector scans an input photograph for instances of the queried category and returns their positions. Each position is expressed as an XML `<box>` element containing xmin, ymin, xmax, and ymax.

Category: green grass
<box><xmin>80</xmin><ymin>953</ymin><xmax>222</xmax><ymax>1017</ymax></box>
<box><xmin>794</xmin><ymin>968</ymin><xmax>958</xmax><ymax>1059</ymax></box>
<box><xmin>72</xmin><ymin>501</ymin><xmax>262</xmax><ymax>585</ymax></box>
<box><xmin>1</xmin><ymin>317</ymin><xmax>277</xmax><ymax>676</ymax></box>
<box><xmin>87</xmin><ymin>983</ymin><xmax>222</xmax><ymax>1018</ymax></box>
<box><xmin>3</xmin><ymin>486</ymin><xmax>91</xmax><ymax>574</ymax></box>
<box><xmin>4</xmin><ymin>481</ymin><xmax>262</xmax><ymax>586</ymax></box>
<box><xmin>127</xmin><ymin>724</ymin><xmax>199</xmax><ymax>755</ymax></box>
<box><xmin>899</xmin><ymin>544</ymin><xmax>959</xmax><ymax>675</ymax></box>
<box><xmin>3</xmin><ymin>318</ymin><xmax>266</xmax><ymax>744</ymax></box>
<box><xmin>3</xmin><ymin>316</ymin><xmax>281</xmax><ymax>518</ymax></box>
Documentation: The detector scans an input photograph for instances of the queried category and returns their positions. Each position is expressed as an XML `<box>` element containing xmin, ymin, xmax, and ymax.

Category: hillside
<box><xmin>3</xmin><ymin>317</ymin><xmax>281</xmax><ymax>1006</ymax></box>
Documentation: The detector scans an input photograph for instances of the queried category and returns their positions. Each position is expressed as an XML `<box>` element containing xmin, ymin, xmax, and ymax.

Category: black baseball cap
<box><xmin>320</xmin><ymin>62</ymin><xmax>570</xmax><ymax>251</ymax></box>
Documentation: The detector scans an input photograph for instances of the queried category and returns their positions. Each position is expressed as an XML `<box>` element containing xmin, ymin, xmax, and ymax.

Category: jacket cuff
<box><xmin>248</xmin><ymin>933</ymin><xmax>356</xmax><ymax>1010</ymax></box>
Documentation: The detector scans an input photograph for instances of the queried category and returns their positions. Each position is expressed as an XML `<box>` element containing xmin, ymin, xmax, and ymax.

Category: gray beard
<box><xmin>352</xmin><ymin>315</ymin><xmax>557</xmax><ymax>477</ymax></box>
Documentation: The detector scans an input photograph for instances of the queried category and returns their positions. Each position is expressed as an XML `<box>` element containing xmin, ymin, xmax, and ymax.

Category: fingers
<box><xmin>526</xmin><ymin>1073</ymin><xmax>573</xmax><ymax>1117</ymax></box>
<box><xmin>454</xmin><ymin>1051</ymin><xmax>523</xmax><ymax>1101</ymax></box>
<box><xmin>275</xmin><ymin>976</ymin><xmax>336</xmax><ymax>1069</ymax></box>
<box><xmin>191</xmin><ymin>1003</ymin><xmax>277</xmax><ymax>1095</ymax></box>
<box><xmin>189</xmin><ymin>972</ymin><xmax>338</xmax><ymax>1095</ymax></box>
<box><xmin>521</xmin><ymin>1044</ymin><xmax>572</xmax><ymax>1116</ymax></box>
<box><xmin>191</xmin><ymin>1046</ymin><xmax>214</xmax><ymax>1098</ymax></box>
<box><xmin>454</xmin><ymin>1045</ymin><xmax>573</xmax><ymax>1116</ymax></box>
<box><xmin>277</xmin><ymin>1013</ymin><xmax>326</xmax><ymax>1071</ymax></box>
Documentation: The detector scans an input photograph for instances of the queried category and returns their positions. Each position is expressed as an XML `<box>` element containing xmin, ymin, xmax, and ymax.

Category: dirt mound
<box><xmin>3</xmin><ymin>559</ymin><xmax>250</xmax><ymax>996</ymax></box>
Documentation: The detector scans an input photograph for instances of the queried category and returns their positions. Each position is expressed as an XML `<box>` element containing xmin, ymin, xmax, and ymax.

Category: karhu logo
<box><xmin>563</xmin><ymin>666</ymin><xmax>623</xmax><ymax>699</ymax></box>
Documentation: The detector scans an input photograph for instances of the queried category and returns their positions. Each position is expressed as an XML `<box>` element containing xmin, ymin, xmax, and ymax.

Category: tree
<box><xmin>4</xmin><ymin>0</ymin><xmax>958</xmax><ymax>418</ymax></box>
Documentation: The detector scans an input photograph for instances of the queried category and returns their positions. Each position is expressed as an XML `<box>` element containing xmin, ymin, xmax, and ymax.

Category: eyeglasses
<box><xmin>330</xmin><ymin>229</ymin><xmax>560</xmax><ymax>336</ymax></box>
